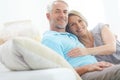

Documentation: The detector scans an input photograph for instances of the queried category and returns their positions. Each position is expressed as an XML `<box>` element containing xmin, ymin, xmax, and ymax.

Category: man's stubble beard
<box><xmin>55</xmin><ymin>25</ymin><xmax>65</xmax><ymax>29</ymax></box>
<box><xmin>51</xmin><ymin>20</ymin><xmax>67</xmax><ymax>29</ymax></box>
<box><xmin>55</xmin><ymin>20</ymin><xmax>68</xmax><ymax>29</ymax></box>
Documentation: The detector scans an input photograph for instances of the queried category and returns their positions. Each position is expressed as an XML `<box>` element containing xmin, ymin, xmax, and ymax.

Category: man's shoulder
<box><xmin>42</xmin><ymin>31</ymin><xmax>59</xmax><ymax>40</ymax></box>
<box><xmin>42</xmin><ymin>31</ymin><xmax>61</xmax><ymax>44</ymax></box>
<box><xmin>42</xmin><ymin>31</ymin><xmax>78</xmax><ymax>43</ymax></box>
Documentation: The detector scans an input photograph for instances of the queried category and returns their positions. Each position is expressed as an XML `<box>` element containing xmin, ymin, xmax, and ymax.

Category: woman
<box><xmin>66</xmin><ymin>10</ymin><xmax>120</xmax><ymax>64</ymax></box>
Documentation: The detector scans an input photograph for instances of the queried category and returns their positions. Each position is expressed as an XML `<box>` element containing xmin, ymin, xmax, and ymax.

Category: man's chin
<box><xmin>56</xmin><ymin>25</ymin><xmax>66</xmax><ymax>29</ymax></box>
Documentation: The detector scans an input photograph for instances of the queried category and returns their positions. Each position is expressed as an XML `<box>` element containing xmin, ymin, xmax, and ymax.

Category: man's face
<box><xmin>48</xmin><ymin>1</ymin><xmax>68</xmax><ymax>29</ymax></box>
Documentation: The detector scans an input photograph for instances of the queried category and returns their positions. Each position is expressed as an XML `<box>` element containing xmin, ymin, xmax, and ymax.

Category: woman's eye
<box><xmin>69</xmin><ymin>23</ymin><xmax>75</xmax><ymax>27</ymax></box>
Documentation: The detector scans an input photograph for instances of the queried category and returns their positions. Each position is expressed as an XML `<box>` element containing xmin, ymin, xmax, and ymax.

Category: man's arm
<box><xmin>75</xmin><ymin>61</ymin><xmax>113</xmax><ymax>75</ymax></box>
<box><xmin>42</xmin><ymin>38</ymin><xmax>64</xmax><ymax>57</ymax></box>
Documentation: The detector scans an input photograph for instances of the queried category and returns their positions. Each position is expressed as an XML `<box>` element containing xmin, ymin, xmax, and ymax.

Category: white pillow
<box><xmin>0</xmin><ymin>20</ymin><xmax>40</xmax><ymax>45</ymax></box>
<box><xmin>0</xmin><ymin>62</ymin><xmax>10</xmax><ymax>72</ymax></box>
<box><xmin>0</xmin><ymin>37</ymin><xmax>82</xmax><ymax>80</ymax></box>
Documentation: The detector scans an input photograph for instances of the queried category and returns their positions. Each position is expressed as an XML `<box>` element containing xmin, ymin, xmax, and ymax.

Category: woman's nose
<box><xmin>76</xmin><ymin>22</ymin><xmax>81</xmax><ymax>29</ymax></box>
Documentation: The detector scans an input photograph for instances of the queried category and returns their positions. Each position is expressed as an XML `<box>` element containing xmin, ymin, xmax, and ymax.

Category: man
<box><xmin>42</xmin><ymin>0</ymin><xmax>120</xmax><ymax>80</ymax></box>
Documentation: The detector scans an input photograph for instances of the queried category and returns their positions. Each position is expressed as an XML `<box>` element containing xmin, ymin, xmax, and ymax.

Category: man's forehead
<box><xmin>53</xmin><ymin>1</ymin><xmax>68</xmax><ymax>7</ymax></box>
<box><xmin>52</xmin><ymin>2</ymin><xmax>68</xmax><ymax>11</ymax></box>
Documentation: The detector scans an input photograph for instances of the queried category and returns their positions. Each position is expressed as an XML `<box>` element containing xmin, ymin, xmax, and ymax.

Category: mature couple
<box><xmin>42</xmin><ymin>0</ymin><xmax>120</xmax><ymax>80</ymax></box>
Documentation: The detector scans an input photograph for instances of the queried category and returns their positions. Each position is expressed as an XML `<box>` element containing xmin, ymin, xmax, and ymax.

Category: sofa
<box><xmin>0</xmin><ymin>63</ymin><xmax>76</xmax><ymax>80</ymax></box>
<box><xmin>0</xmin><ymin>20</ymin><xmax>82</xmax><ymax>80</ymax></box>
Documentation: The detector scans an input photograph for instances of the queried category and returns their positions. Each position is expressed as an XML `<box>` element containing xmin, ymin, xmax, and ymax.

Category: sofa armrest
<box><xmin>0</xmin><ymin>68</ymin><xmax>76</xmax><ymax>80</ymax></box>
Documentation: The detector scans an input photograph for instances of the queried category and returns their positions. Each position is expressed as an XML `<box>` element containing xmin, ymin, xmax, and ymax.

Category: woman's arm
<box><xmin>87</xmin><ymin>25</ymin><xmax>116</xmax><ymax>55</ymax></box>
<box><xmin>68</xmin><ymin>25</ymin><xmax>116</xmax><ymax>56</ymax></box>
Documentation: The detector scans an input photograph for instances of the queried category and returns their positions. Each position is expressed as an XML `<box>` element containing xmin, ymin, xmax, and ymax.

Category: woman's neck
<box><xmin>78</xmin><ymin>32</ymin><xmax>94</xmax><ymax>48</ymax></box>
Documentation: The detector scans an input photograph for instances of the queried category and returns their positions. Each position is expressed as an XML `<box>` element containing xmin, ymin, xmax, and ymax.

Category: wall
<box><xmin>0</xmin><ymin>0</ymin><xmax>120</xmax><ymax>38</ymax></box>
<box><xmin>103</xmin><ymin>0</ymin><xmax>120</xmax><ymax>40</ymax></box>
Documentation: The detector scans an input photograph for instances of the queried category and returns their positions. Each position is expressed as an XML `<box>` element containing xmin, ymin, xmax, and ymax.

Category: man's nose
<box><xmin>59</xmin><ymin>12</ymin><xmax>65</xmax><ymax>17</ymax></box>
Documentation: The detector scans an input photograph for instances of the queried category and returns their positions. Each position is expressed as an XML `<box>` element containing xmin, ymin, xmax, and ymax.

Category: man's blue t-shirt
<box><xmin>42</xmin><ymin>31</ymin><xmax>97</xmax><ymax>67</ymax></box>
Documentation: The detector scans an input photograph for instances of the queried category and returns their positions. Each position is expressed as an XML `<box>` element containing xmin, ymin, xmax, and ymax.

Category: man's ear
<box><xmin>46</xmin><ymin>13</ymin><xmax>50</xmax><ymax>20</ymax></box>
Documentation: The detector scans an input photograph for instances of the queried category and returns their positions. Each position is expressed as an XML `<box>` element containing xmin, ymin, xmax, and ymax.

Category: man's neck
<box><xmin>51</xmin><ymin>28</ymin><xmax>66</xmax><ymax>32</ymax></box>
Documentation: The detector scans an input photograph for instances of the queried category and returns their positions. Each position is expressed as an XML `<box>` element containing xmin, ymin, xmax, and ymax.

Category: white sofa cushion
<box><xmin>0</xmin><ymin>68</ymin><xmax>76</xmax><ymax>80</ymax></box>
<box><xmin>0</xmin><ymin>37</ymin><xmax>60</xmax><ymax>70</ymax></box>
<box><xmin>0</xmin><ymin>62</ymin><xmax>9</xmax><ymax>72</ymax></box>
<box><xmin>0</xmin><ymin>37</ymin><xmax>82</xmax><ymax>80</ymax></box>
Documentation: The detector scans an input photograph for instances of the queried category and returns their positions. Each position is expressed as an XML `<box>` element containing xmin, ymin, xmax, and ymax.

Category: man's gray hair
<box><xmin>46</xmin><ymin>0</ymin><xmax>69</xmax><ymax>13</ymax></box>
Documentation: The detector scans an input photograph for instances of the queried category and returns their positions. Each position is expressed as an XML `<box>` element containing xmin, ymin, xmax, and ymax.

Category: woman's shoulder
<box><xmin>91</xmin><ymin>23</ymin><xmax>107</xmax><ymax>33</ymax></box>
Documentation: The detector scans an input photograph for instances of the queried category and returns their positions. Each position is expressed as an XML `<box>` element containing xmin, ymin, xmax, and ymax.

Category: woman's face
<box><xmin>68</xmin><ymin>15</ymin><xmax>88</xmax><ymax>37</ymax></box>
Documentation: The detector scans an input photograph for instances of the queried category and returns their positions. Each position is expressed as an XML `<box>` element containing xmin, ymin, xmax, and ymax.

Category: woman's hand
<box><xmin>68</xmin><ymin>47</ymin><xmax>87</xmax><ymax>57</ymax></box>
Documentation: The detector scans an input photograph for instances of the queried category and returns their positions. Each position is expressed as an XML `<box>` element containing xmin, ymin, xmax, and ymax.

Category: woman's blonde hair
<box><xmin>66</xmin><ymin>10</ymin><xmax>88</xmax><ymax>33</ymax></box>
<box><xmin>68</xmin><ymin>10</ymin><xmax>88</xmax><ymax>25</ymax></box>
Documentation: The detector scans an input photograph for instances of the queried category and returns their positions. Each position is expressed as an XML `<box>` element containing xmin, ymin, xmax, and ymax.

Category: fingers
<box><xmin>95</xmin><ymin>66</ymin><xmax>104</xmax><ymax>71</ymax></box>
<box><xmin>68</xmin><ymin>48</ymin><xmax>80</xmax><ymax>57</ymax></box>
<box><xmin>88</xmin><ymin>62</ymin><xmax>113</xmax><ymax>72</ymax></box>
<box><xmin>98</xmin><ymin>61</ymin><xmax>113</xmax><ymax>68</ymax></box>
<box><xmin>68</xmin><ymin>47</ymin><xmax>87</xmax><ymax>57</ymax></box>
<box><xmin>87</xmin><ymin>64</ymin><xmax>104</xmax><ymax>72</ymax></box>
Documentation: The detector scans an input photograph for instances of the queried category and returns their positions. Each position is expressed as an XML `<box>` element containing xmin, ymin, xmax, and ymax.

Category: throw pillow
<box><xmin>0</xmin><ymin>37</ymin><xmax>82</xmax><ymax>80</ymax></box>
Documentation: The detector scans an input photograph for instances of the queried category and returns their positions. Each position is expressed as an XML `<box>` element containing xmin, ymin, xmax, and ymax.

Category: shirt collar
<box><xmin>44</xmin><ymin>30</ymin><xmax>71</xmax><ymax>35</ymax></box>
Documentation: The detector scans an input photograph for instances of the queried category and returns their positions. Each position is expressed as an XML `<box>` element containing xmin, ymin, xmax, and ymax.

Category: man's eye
<box><xmin>64</xmin><ymin>11</ymin><xmax>68</xmax><ymax>14</ymax></box>
<box><xmin>78</xmin><ymin>20</ymin><xmax>82</xmax><ymax>23</ymax></box>
<box><xmin>56</xmin><ymin>11</ymin><xmax>60</xmax><ymax>13</ymax></box>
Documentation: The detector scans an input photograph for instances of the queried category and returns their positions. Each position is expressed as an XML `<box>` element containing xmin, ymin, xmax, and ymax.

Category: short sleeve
<box><xmin>42</xmin><ymin>38</ymin><xmax>65</xmax><ymax>58</ymax></box>
<box><xmin>91</xmin><ymin>23</ymin><xmax>109</xmax><ymax>46</ymax></box>
<box><xmin>92</xmin><ymin>23</ymin><xmax>109</xmax><ymax>34</ymax></box>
